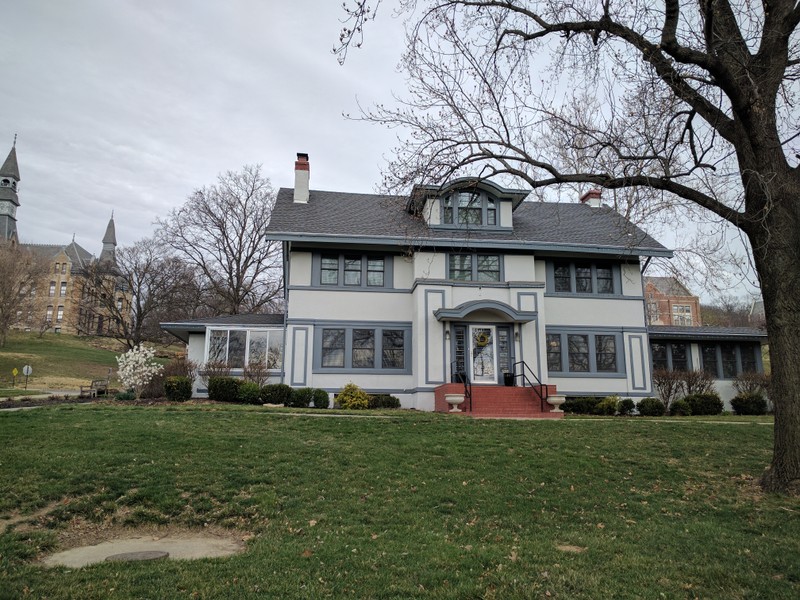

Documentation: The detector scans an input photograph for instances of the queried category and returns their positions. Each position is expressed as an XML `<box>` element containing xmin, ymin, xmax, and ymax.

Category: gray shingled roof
<box><xmin>645</xmin><ymin>276</ymin><xmax>694</xmax><ymax>296</ymax></box>
<box><xmin>22</xmin><ymin>241</ymin><xmax>94</xmax><ymax>268</ymax></box>
<box><xmin>0</xmin><ymin>187</ymin><xmax>19</xmax><ymax>205</ymax></box>
<box><xmin>161</xmin><ymin>313</ymin><xmax>286</xmax><ymax>343</ymax></box>
<box><xmin>0</xmin><ymin>146</ymin><xmax>20</xmax><ymax>180</ymax></box>
<box><xmin>648</xmin><ymin>325</ymin><xmax>767</xmax><ymax>341</ymax></box>
<box><xmin>267</xmin><ymin>188</ymin><xmax>671</xmax><ymax>257</ymax></box>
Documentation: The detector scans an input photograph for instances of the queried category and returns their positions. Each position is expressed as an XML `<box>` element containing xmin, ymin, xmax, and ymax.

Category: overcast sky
<box><xmin>3</xmin><ymin>1</ymin><xmax>406</xmax><ymax>252</ymax></box>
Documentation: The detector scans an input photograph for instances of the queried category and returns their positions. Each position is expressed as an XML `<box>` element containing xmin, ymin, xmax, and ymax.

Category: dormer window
<box><xmin>441</xmin><ymin>192</ymin><xmax>498</xmax><ymax>227</ymax></box>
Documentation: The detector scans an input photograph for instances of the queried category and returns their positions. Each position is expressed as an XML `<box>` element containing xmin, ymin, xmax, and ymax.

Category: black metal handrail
<box><xmin>512</xmin><ymin>360</ymin><xmax>548</xmax><ymax>411</ymax></box>
<box><xmin>450</xmin><ymin>360</ymin><xmax>472</xmax><ymax>413</ymax></box>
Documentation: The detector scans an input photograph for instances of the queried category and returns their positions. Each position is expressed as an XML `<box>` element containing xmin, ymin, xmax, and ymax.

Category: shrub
<box><xmin>163</xmin><ymin>357</ymin><xmax>197</xmax><ymax>378</ymax></box>
<box><xmin>617</xmin><ymin>398</ymin><xmax>636</xmax><ymax>416</ymax></box>
<box><xmin>730</xmin><ymin>393</ymin><xmax>768</xmax><ymax>416</ymax></box>
<box><xmin>311</xmin><ymin>389</ymin><xmax>330</xmax><ymax>409</ymax></box>
<box><xmin>243</xmin><ymin>361</ymin><xmax>270</xmax><ymax>388</ymax></box>
<box><xmin>680</xmin><ymin>369</ymin><xmax>716</xmax><ymax>396</ymax></box>
<box><xmin>562</xmin><ymin>396</ymin><xmax>601</xmax><ymax>415</ymax></box>
<box><xmin>198</xmin><ymin>361</ymin><xmax>231</xmax><ymax>388</ymax></box>
<box><xmin>684</xmin><ymin>393</ymin><xmax>724</xmax><ymax>416</ymax></box>
<box><xmin>164</xmin><ymin>376</ymin><xmax>192</xmax><ymax>402</ymax></box>
<box><xmin>637</xmin><ymin>397</ymin><xmax>665</xmax><ymax>416</ymax></box>
<box><xmin>732</xmin><ymin>371</ymin><xmax>770</xmax><ymax>396</ymax></box>
<box><xmin>239</xmin><ymin>381</ymin><xmax>262</xmax><ymax>405</ymax></box>
<box><xmin>260</xmin><ymin>383</ymin><xmax>293</xmax><ymax>405</ymax></box>
<box><xmin>115</xmin><ymin>390</ymin><xmax>136</xmax><ymax>401</ymax></box>
<box><xmin>208</xmin><ymin>376</ymin><xmax>240</xmax><ymax>403</ymax></box>
<box><xmin>337</xmin><ymin>383</ymin><xmax>371</xmax><ymax>410</ymax></box>
<box><xmin>116</xmin><ymin>344</ymin><xmax>164</xmax><ymax>400</ymax></box>
<box><xmin>287</xmin><ymin>387</ymin><xmax>314</xmax><ymax>408</ymax></box>
<box><xmin>652</xmin><ymin>369</ymin><xmax>684</xmax><ymax>414</ymax></box>
<box><xmin>368</xmin><ymin>394</ymin><xmax>402</xmax><ymax>409</ymax></box>
<box><xmin>595</xmin><ymin>396</ymin><xmax>620</xmax><ymax>416</ymax></box>
<box><xmin>669</xmin><ymin>399</ymin><xmax>692</xmax><ymax>416</ymax></box>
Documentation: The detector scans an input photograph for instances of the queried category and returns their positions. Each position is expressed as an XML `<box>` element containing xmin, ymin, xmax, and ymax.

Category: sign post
<box><xmin>22</xmin><ymin>365</ymin><xmax>32</xmax><ymax>390</ymax></box>
<box><xmin>11</xmin><ymin>367</ymin><xmax>18</xmax><ymax>388</ymax></box>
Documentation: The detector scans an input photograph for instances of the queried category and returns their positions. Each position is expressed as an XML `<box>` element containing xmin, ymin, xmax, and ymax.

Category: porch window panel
<box><xmin>352</xmin><ymin>329</ymin><xmax>375</xmax><ymax>368</ymax></box>
<box><xmin>568</xmin><ymin>334</ymin><xmax>590</xmax><ymax>372</ymax></box>
<box><xmin>227</xmin><ymin>330</ymin><xmax>247</xmax><ymax>369</ymax></box>
<box><xmin>320</xmin><ymin>256</ymin><xmax>339</xmax><ymax>285</ymax></box>
<box><xmin>382</xmin><ymin>329</ymin><xmax>405</xmax><ymax>369</ymax></box>
<box><xmin>547</xmin><ymin>334</ymin><xmax>562</xmax><ymax>372</ymax></box>
<box><xmin>701</xmin><ymin>344</ymin><xmax>719</xmax><ymax>377</ymax></box>
<box><xmin>596</xmin><ymin>267</ymin><xmax>614</xmax><ymax>294</ymax></box>
<box><xmin>267</xmin><ymin>330</ymin><xmax>283</xmax><ymax>369</ymax></box>
<box><xmin>321</xmin><ymin>329</ymin><xmax>346</xmax><ymax>368</ymax></box>
<box><xmin>671</xmin><ymin>343</ymin><xmax>688</xmax><ymax>371</ymax></box>
<box><xmin>344</xmin><ymin>257</ymin><xmax>362</xmax><ymax>286</ymax></box>
<box><xmin>651</xmin><ymin>342</ymin><xmax>668</xmax><ymax>371</ymax></box>
<box><xmin>721</xmin><ymin>343</ymin><xmax>738</xmax><ymax>377</ymax></box>
<box><xmin>248</xmin><ymin>331</ymin><xmax>269</xmax><ymax>366</ymax></box>
<box><xmin>595</xmin><ymin>334</ymin><xmax>617</xmax><ymax>372</ymax></box>
<box><xmin>554</xmin><ymin>264</ymin><xmax>571</xmax><ymax>292</ymax></box>
<box><xmin>575</xmin><ymin>265</ymin><xmax>593</xmax><ymax>293</ymax></box>
<box><xmin>208</xmin><ymin>330</ymin><xmax>228</xmax><ymax>364</ymax></box>
<box><xmin>449</xmin><ymin>254</ymin><xmax>472</xmax><ymax>281</ymax></box>
<box><xmin>476</xmin><ymin>254</ymin><xmax>500</xmax><ymax>282</ymax></box>
<box><xmin>740</xmin><ymin>344</ymin><xmax>757</xmax><ymax>373</ymax></box>
<box><xmin>367</xmin><ymin>259</ymin><xmax>385</xmax><ymax>286</ymax></box>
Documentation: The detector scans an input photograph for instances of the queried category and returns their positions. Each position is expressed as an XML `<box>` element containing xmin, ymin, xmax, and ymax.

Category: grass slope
<box><xmin>0</xmin><ymin>406</ymin><xmax>796</xmax><ymax>599</ymax></box>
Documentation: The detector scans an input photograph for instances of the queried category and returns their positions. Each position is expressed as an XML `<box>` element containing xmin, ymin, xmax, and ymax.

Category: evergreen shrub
<box><xmin>368</xmin><ymin>394</ymin><xmax>402</xmax><ymax>409</ymax></box>
<box><xmin>288</xmin><ymin>388</ymin><xmax>314</xmax><ymax>408</ymax></box>
<box><xmin>730</xmin><ymin>393</ymin><xmax>768</xmax><ymax>415</ymax></box>
<box><xmin>669</xmin><ymin>399</ymin><xmax>692</xmax><ymax>416</ymax></box>
<box><xmin>684</xmin><ymin>393</ymin><xmax>724</xmax><ymax>416</ymax></box>
<box><xmin>562</xmin><ymin>396</ymin><xmax>601</xmax><ymax>415</ymax></box>
<box><xmin>311</xmin><ymin>389</ymin><xmax>330</xmax><ymax>409</ymax></box>
<box><xmin>208</xmin><ymin>376</ymin><xmax>240</xmax><ymax>403</ymax></box>
<box><xmin>617</xmin><ymin>398</ymin><xmax>636</xmax><ymax>416</ymax></box>
<box><xmin>637</xmin><ymin>397</ymin><xmax>665</xmax><ymax>416</ymax></box>
<box><xmin>164</xmin><ymin>376</ymin><xmax>192</xmax><ymax>402</ymax></box>
<box><xmin>260</xmin><ymin>383</ymin><xmax>293</xmax><ymax>405</ymax></box>
<box><xmin>238</xmin><ymin>381</ymin><xmax>262</xmax><ymax>405</ymax></box>
<box><xmin>337</xmin><ymin>383</ymin><xmax>370</xmax><ymax>409</ymax></box>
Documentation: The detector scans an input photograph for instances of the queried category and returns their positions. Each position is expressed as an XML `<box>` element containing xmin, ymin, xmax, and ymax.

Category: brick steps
<box><xmin>434</xmin><ymin>383</ymin><xmax>562</xmax><ymax>419</ymax></box>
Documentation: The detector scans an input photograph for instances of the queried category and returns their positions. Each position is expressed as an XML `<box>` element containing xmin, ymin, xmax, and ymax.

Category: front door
<box><xmin>470</xmin><ymin>326</ymin><xmax>497</xmax><ymax>383</ymax></box>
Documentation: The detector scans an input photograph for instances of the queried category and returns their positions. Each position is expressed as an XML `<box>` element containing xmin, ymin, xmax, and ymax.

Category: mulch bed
<box><xmin>0</xmin><ymin>396</ymin><xmax>97</xmax><ymax>410</ymax></box>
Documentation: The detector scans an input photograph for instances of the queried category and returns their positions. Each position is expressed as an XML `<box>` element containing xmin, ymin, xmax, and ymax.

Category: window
<box><xmin>45</xmin><ymin>305</ymin><xmax>53</xmax><ymax>321</ymax></box>
<box><xmin>56</xmin><ymin>306</ymin><xmax>64</xmax><ymax>323</ymax></box>
<box><xmin>448</xmin><ymin>253</ymin><xmax>502</xmax><ymax>282</ymax></box>
<box><xmin>315</xmin><ymin>254</ymin><xmax>392</xmax><ymax>289</ymax></box>
<box><xmin>698</xmin><ymin>342</ymin><xmax>762</xmax><ymax>379</ymax></box>
<box><xmin>548</xmin><ymin>262</ymin><xmax>620</xmax><ymax>295</ymax></box>
<box><xmin>547</xmin><ymin>331</ymin><xmax>624</xmax><ymax>375</ymax></box>
<box><xmin>649</xmin><ymin>341</ymin><xmax>690</xmax><ymax>371</ymax></box>
<box><xmin>54</xmin><ymin>263</ymin><xmax>60</xmax><ymax>274</ymax></box>
<box><xmin>206</xmin><ymin>328</ymin><xmax>283</xmax><ymax>370</ymax></box>
<box><xmin>440</xmin><ymin>191</ymin><xmax>501</xmax><ymax>227</ymax></box>
<box><xmin>315</xmin><ymin>325</ymin><xmax>411</xmax><ymax>372</ymax></box>
<box><xmin>672</xmin><ymin>304</ymin><xmax>693</xmax><ymax>326</ymax></box>
<box><xmin>647</xmin><ymin>300</ymin><xmax>660</xmax><ymax>323</ymax></box>
<box><xmin>60</xmin><ymin>282</ymin><xmax>67</xmax><ymax>297</ymax></box>
<box><xmin>116</xmin><ymin>297</ymin><xmax>123</xmax><ymax>310</ymax></box>
<box><xmin>61</xmin><ymin>263</ymin><xmax>67</xmax><ymax>275</ymax></box>
<box><xmin>49</xmin><ymin>281</ymin><xmax>56</xmax><ymax>297</ymax></box>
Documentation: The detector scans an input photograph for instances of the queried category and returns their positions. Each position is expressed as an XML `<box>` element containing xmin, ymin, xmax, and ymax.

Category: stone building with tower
<box><xmin>0</xmin><ymin>142</ymin><xmax>130</xmax><ymax>336</ymax></box>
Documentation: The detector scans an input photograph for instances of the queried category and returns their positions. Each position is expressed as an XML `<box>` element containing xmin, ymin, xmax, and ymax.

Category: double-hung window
<box><xmin>448</xmin><ymin>253</ymin><xmax>501</xmax><ymax>282</ymax></box>
<box><xmin>547</xmin><ymin>331</ymin><xmax>623</xmax><ymax>375</ymax></box>
<box><xmin>548</xmin><ymin>262</ymin><xmax>620</xmax><ymax>295</ymax></box>
<box><xmin>441</xmin><ymin>192</ymin><xmax>501</xmax><ymax>227</ymax></box>
<box><xmin>317</xmin><ymin>325</ymin><xmax>411</xmax><ymax>372</ymax></box>
<box><xmin>316</xmin><ymin>254</ymin><xmax>390</xmax><ymax>289</ymax></box>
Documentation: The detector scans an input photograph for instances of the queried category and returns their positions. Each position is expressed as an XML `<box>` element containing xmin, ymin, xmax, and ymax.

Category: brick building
<box><xmin>643</xmin><ymin>276</ymin><xmax>702</xmax><ymax>327</ymax></box>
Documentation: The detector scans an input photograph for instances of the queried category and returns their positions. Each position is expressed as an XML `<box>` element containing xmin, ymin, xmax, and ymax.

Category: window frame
<box><xmin>314</xmin><ymin>323</ymin><xmax>412</xmax><ymax>374</ymax></box>
<box><xmin>649</xmin><ymin>341</ymin><xmax>692</xmax><ymax>372</ymax></box>
<box><xmin>546</xmin><ymin>261</ymin><xmax>623</xmax><ymax>296</ymax></box>
<box><xmin>312</xmin><ymin>253</ymin><xmax>393</xmax><ymax>290</ymax></box>
<box><xmin>671</xmin><ymin>304</ymin><xmax>693</xmax><ymax>326</ymax></box>
<box><xmin>204</xmin><ymin>327</ymin><xmax>284</xmax><ymax>371</ymax></box>
<box><xmin>698</xmin><ymin>341</ymin><xmax>762</xmax><ymax>379</ymax></box>
<box><xmin>545</xmin><ymin>330</ymin><xmax>625</xmax><ymax>377</ymax></box>
<box><xmin>447</xmin><ymin>252</ymin><xmax>503</xmax><ymax>282</ymax></box>
<box><xmin>440</xmin><ymin>191</ymin><xmax>502</xmax><ymax>228</ymax></box>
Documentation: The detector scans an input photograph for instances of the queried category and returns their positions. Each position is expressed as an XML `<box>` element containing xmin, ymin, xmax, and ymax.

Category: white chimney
<box><xmin>293</xmin><ymin>152</ymin><xmax>310</xmax><ymax>203</ymax></box>
<box><xmin>579</xmin><ymin>188</ymin><xmax>602</xmax><ymax>208</ymax></box>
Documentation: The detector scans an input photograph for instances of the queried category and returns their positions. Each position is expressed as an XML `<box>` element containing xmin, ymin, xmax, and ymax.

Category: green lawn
<box><xmin>0</xmin><ymin>405</ymin><xmax>797</xmax><ymax>599</ymax></box>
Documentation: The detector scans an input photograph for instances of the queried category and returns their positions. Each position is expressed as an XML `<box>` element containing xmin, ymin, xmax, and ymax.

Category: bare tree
<box><xmin>0</xmin><ymin>243</ymin><xmax>47</xmax><ymax>346</ymax></box>
<box><xmin>701</xmin><ymin>296</ymin><xmax>752</xmax><ymax>328</ymax></box>
<box><xmin>157</xmin><ymin>165</ymin><xmax>283</xmax><ymax>315</ymax></box>
<box><xmin>78</xmin><ymin>238</ymin><xmax>203</xmax><ymax>349</ymax></box>
<box><xmin>339</xmin><ymin>1</ymin><xmax>800</xmax><ymax>492</ymax></box>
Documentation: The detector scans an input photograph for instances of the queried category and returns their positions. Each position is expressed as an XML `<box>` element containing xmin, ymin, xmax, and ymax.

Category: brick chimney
<box><xmin>579</xmin><ymin>188</ymin><xmax>602</xmax><ymax>208</ymax></box>
<box><xmin>293</xmin><ymin>152</ymin><xmax>310</xmax><ymax>204</ymax></box>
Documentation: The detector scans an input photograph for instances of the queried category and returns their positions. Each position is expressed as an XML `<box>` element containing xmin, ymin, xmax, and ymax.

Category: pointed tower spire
<box><xmin>0</xmin><ymin>140</ymin><xmax>21</xmax><ymax>242</ymax></box>
<box><xmin>99</xmin><ymin>214</ymin><xmax>117</xmax><ymax>263</ymax></box>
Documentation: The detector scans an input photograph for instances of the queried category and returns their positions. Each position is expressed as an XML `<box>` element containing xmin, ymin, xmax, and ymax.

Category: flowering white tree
<box><xmin>116</xmin><ymin>344</ymin><xmax>163</xmax><ymax>399</ymax></box>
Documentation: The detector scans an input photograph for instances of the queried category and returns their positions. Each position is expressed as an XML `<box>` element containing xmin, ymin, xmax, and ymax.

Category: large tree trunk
<box><xmin>749</xmin><ymin>184</ymin><xmax>800</xmax><ymax>494</ymax></box>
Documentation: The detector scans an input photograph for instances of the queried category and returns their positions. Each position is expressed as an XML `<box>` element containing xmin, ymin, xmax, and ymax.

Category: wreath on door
<box><xmin>474</xmin><ymin>332</ymin><xmax>490</xmax><ymax>347</ymax></box>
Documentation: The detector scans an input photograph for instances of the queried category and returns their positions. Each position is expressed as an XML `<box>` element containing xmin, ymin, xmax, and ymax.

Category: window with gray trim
<box><xmin>547</xmin><ymin>261</ymin><xmax>621</xmax><ymax>295</ymax></box>
<box><xmin>315</xmin><ymin>325</ymin><xmax>411</xmax><ymax>372</ymax></box>
<box><xmin>314</xmin><ymin>253</ymin><xmax>392</xmax><ymax>289</ymax></box>
<box><xmin>448</xmin><ymin>253</ymin><xmax>502</xmax><ymax>282</ymax></box>
<box><xmin>650</xmin><ymin>341</ymin><xmax>690</xmax><ymax>371</ymax></box>
<box><xmin>546</xmin><ymin>331</ymin><xmax>624</xmax><ymax>375</ymax></box>
<box><xmin>699</xmin><ymin>342</ymin><xmax>761</xmax><ymax>379</ymax></box>
<box><xmin>441</xmin><ymin>191</ymin><xmax>498</xmax><ymax>227</ymax></box>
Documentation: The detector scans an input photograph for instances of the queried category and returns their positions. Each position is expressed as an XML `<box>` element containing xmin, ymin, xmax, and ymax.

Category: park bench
<box><xmin>79</xmin><ymin>379</ymin><xmax>109</xmax><ymax>398</ymax></box>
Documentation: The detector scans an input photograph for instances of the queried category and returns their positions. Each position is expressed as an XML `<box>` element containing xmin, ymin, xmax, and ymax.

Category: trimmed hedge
<box><xmin>287</xmin><ymin>388</ymin><xmax>314</xmax><ymax>408</ymax></box>
<box><xmin>164</xmin><ymin>376</ymin><xmax>192</xmax><ymax>402</ymax></box>
<box><xmin>669</xmin><ymin>399</ymin><xmax>692</xmax><ymax>416</ymax></box>
<box><xmin>563</xmin><ymin>396</ymin><xmax>601</xmax><ymax>415</ymax></box>
<box><xmin>368</xmin><ymin>394</ymin><xmax>401</xmax><ymax>409</ymax></box>
<box><xmin>730</xmin><ymin>393</ymin><xmax>767</xmax><ymax>415</ymax></box>
<box><xmin>208</xmin><ymin>376</ymin><xmax>240</xmax><ymax>403</ymax></box>
<box><xmin>596</xmin><ymin>396</ymin><xmax>620</xmax><ymax>416</ymax></box>
<box><xmin>618</xmin><ymin>398</ymin><xmax>636</xmax><ymax>416</ymax></box>
<box><xmin>260</xmin><ymin>383</ymin><xmax>293</xmax><ymax>406</ymax></box>
<box><xmin>684</xmin><ymin>393</ymin><xmax>724</xmax><ymax>416</ymax></box>
<box><xmin>338</xmin><ymin>383</ymin><xmax>370</xmax><ymax>410</ymax></box>
<box><xmin>311</xmin><ymin>389</ymin><xmax>330</xmax><ymax>409</ymax></box>
<box><xmin>239</xmin><ymin>381</ymin><xmax>262</xmax><ymax>405</ymax></box>
<box><xmin>637</xmin><ymin>397</ymin><xmax>665</xmax><ymax>416</ymax></box>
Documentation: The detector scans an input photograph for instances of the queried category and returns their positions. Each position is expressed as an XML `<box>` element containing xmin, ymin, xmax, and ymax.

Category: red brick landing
<box><xmin>434</xmin><ymin>383</ymin><xmax>562</xmax><ymax>419</ymax></box>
